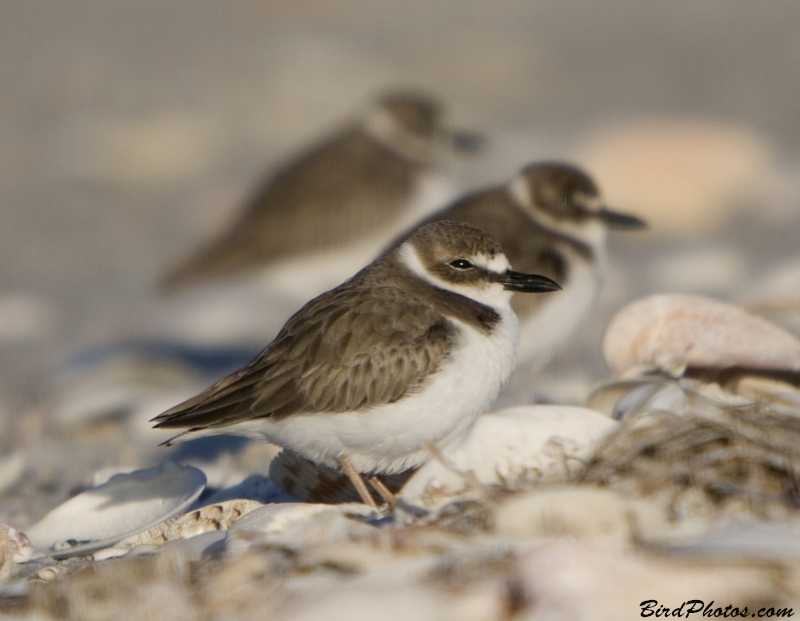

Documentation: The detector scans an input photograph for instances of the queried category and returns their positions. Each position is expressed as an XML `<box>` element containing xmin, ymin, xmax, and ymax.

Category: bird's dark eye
<box><xmin>450</xmin><ymin>259</ymin><xmax>473</xmax><ymax>269</ymax></box>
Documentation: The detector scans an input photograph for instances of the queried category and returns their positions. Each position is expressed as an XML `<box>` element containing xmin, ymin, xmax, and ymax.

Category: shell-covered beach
<box><xmin>3</xmin><ymin>2</ymin><xmax>800</xmax><ymax>618</ymax></box>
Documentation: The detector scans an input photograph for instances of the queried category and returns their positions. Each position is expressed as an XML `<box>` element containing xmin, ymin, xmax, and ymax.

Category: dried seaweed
<box><xmin>582</xmin><ymin>388</ymin><xmax>800</xmax><ymax>518</ymax></box>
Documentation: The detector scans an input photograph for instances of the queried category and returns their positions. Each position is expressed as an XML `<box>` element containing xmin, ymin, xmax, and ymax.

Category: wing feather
<box><xmin>152</xmin><ymin>282</ymin><xmax>455</xmax><ymax>432</ymax></box>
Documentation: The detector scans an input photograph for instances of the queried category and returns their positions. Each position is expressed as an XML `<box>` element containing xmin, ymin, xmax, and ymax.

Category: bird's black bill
<box><xmin>596</xmin><ymin>207</ymin><xmax>647</xmax><ymax>230</ymax></box>
<box><xmin>499</xmin><ymin>271</ymin><xmax>562</xmax><ymax>293</ymax></box>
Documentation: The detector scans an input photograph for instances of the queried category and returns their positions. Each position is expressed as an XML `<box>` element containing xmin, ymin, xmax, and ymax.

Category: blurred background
<box><xmin>3</xmin><ymin>0</ymin><xmax>800</xmax><ymax>524</ymax></box>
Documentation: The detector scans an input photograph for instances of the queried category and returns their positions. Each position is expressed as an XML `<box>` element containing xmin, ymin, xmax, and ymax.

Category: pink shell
<box><xmin>604</xmin><ymin>294</ymin><xmax>800</xmax><ymax>375</ymax></box>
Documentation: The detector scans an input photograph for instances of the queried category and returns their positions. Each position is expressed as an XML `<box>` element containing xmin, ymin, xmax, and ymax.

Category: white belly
<box><xmin>229</xmin><ymin>312</ymin><xmax>520</xmax><ymax>474</ymax></box>
<box><xmin>516</xmin><ymin>254</ymin><xmax>601</xmax><ymax>370</ymax></box>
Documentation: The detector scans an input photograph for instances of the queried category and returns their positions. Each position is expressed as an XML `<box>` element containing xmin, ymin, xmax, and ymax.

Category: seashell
<box><xmin>604</xmin><ymin>294</ymin><xmax>800</xmax><ymax>377</ymax></box>
<box><xmin>167</xmin><ymin>529</ymin><xmax>228</xmax><ymax>561</ymax></box>
<box><xmin>590</xmin><ymin>373</ymin><xmax>800</xmax><ymax>423</ymax></box>
<box><xmin>91</xmin><ymin>547</ymin><xmax>131</xmax><ymax>561</ymax></box>
<box><xmin>25</xmin><ymin>462</ymin><xmax>206</xmax><ymax>559</ymax></box>
<box><xmin>0</xmin><ymin>523</ymin><xmax>33</xmax><ymax>581</ymax></box>
<box><xmin>226</xmin><ymin>502</ymin><xmax>379</xmax><ymax>555</ymax></box>
<box><xmin>36</xmin><ymin>565</ymin><xmax>64</xmax><ymax>581</ymax></box>
<box><xmin>587</xmin><ymin>377</ymin><xmax>688</xmax><ymax>419</ymax></box>
<box><xmin>112</xmin><ymin>497</ymin><xmax>263</xmax><ymax>552</ymax></box>
<box><xmin>726</xmin><ymin>375</ymin><xmax>800</xmax><ymax>410</ymax></box>
<box><xmin>399</xmin><ymin>406</ymin><xmax>616</xmax><ymax>511</ymax></box>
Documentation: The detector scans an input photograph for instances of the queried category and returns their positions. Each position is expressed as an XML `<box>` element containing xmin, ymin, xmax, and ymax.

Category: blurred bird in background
<box><xmin>161</xmin><ymin>89</ymin><xmax>483</xmax><ymax>303</ymax></box>
<box><xmin>386</xmin><ymin>162</ymin><xmax>646</xmax><ymax>370</ymax></box>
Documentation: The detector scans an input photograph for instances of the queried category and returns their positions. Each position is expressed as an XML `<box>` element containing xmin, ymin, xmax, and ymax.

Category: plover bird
<box><xmin>387</xmin><ymin>162</ymin><xmax>646</xmax><ymax>370</ymax></box>
<box><xmin>152</xmin><ymin>221</ymin><xmax>560</xmax><ymax>506</ymax></box>
<box><xmin>161</xmin><ymin>90</ymin><xmax>482</xmax><ymax>301</ymax></box>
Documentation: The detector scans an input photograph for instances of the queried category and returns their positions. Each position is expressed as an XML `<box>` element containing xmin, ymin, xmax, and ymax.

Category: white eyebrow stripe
<box><xmin>400</xmin><ymin>246</ymin><xmax>510</xmax><ymax>280</ymax></box>
<box><xmin>481</xmin><ymin>252</ymin><xmax>510</xmax><ymax>273</ymax></box>
<box><xmin>398</xmin><ymin>242</ymin><xmax>432</xmax><ymax>283</ymax></box>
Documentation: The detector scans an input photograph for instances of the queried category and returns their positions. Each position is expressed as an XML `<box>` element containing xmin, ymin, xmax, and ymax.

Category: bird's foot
<box><xmin>339</xmin><ymin>455</ymin><xmax>378</xmax><ymax>509</ymax></box>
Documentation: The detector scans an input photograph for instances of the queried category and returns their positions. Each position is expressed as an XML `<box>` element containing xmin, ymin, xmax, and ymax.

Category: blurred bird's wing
<box><xmin>160</xmin><ymin>129</ymin><xmax>419</xmax><ymax>289</ymax></box>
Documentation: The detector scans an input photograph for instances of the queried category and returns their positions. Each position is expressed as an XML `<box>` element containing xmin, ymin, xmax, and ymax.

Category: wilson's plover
<box><xmin>152</xmin><ymin>221</ymin><xmax>560</xmax><ymax>507</ymax></box>
<box><xmin>161</xmin><ymin>90</ymin><xmax>482</xmax><ymax>301</ymax></box>
<box><xmin>387</xmin><ymin>162</ymin><xmax>646</xmax><ymax>370</ymax></box>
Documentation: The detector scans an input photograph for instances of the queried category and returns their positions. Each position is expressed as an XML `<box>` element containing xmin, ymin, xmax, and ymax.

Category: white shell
<box><xmin>399</xmin><ymin>406</ymin><xmax>617</xmax><ymax>510</ymax></box>
<box><xmin>604</xmin><ymin>294</ymin><xmax>800</xmax><ymax>376</ymax></box>
<box><xmin>225</xmin><ymin>503</ymin><xmax>378</xmax><ymax>555</ymax></box>
<box><xmin>25</xmin><ymin>462</ymin><xmax>206</xmax><ymax>559</ymax></box>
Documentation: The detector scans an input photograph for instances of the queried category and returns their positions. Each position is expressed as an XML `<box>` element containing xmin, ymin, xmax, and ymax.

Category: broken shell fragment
<box><xmin>25</xmin><ymin>462</ymin><xmax>206</xmax><ymax>559</ymax></box>
<box><xmin>225</xmin><ymin>503</ymin><xmax>379</xmax><ymax>555</ymax></box>
<box><xmin>604</xmin><ymin>294</ymin><xmax>800</xmax><ymax>377</ymax></box>
<box><xmin>0</xmin><ymin>523</ymin><xmax>33</xmax><ymax>581</ymax></box>
<box><xmin>92</xmin><ymin>497</ymin><xmax>264</xmax><ymax>560</ymax></box>
<box><xmin>587</xmin><ymin>377</ymin><xmax>687</xmax><ymax>420</ymax></box>
<box><xmin>399</xmin><ymin>406</ymin><xmax>616</xmax><ymax>511</ymax></box>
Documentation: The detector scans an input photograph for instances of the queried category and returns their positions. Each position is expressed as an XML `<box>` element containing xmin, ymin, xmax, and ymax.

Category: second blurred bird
<box><xmin>387</xmin><ymin>163</ymin><xmax>646</xmax><ymax>369</ymax></box>
<box><xmin>162</xmin><ymin>89</ymin><xmax>482</xmax><ymax>300</ymax></box>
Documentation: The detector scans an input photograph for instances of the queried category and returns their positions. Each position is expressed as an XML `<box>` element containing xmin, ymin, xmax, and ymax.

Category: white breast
<box><xmin>516</xmin><ymin>252</ymin><xmax>602</xmax><ymax>370</ymax></box>
<box><xmin>230</xmin><ymin>310</ymin><xmax>520</xmax><ymax>474</ymax></box>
